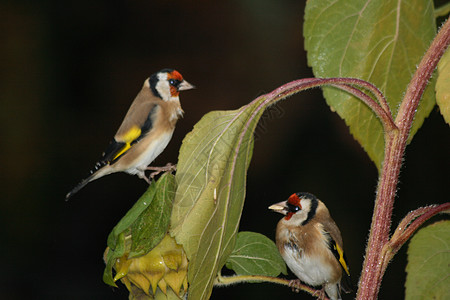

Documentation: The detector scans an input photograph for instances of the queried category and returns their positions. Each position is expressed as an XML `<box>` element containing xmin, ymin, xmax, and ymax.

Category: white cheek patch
<box><xmin>155</xmin><ymin>80</ymin><xmax>171</xmax><ymax>101</ymax></box>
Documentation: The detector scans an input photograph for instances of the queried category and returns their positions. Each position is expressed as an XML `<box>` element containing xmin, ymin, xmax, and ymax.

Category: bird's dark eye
<box><xmin>169</xmin><ymin>79</ymin><xmax>181</xmax><ymax>87</ymax></box>
<box><xmin>287</xmin><ymin>202</ymin><xmax>300</xmax><ymax>213</ymax></box>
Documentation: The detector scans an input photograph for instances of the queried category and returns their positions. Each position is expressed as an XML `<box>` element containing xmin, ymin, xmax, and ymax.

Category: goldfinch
<box><xmin>269</xmin><ymin>192</ymin><xmax>352</xmax><ymax>300</ymax></box>
<box><xmin>66</xmin><ymin>69</ymin><xmax>194</xmax><ymax>200</ymax></box>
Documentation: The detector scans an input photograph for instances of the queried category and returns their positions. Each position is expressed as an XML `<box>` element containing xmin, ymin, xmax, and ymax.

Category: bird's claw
<box><xmin>146</xmin><ymin>163</ymin><xmax>177</xmax><ymax>179</ymax></box>
<box><xmin>312</xmin><ymin>288</ymin><xmax>326</xmax><ymax>300</ymax></box>
<box><xmin>288</xmin><ymin>279</ymin><xmax>302</xmax><ymax>293</ymax></box>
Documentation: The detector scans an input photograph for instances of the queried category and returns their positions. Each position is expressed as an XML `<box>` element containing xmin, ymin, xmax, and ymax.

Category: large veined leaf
<box><xmin>304</xmin><ymin>0</ymin><xmax>436</xmax><ymax>170</ymax></box>
<box><xmin>170</xmin><ymin>104</ymin><xmax>260</xmax><ymax>300</ymax></box>
<box><xmin>405</xmin><ymin>220</ymin><xmax>450</xmax><ymax>300</ymax></box>
<box><xmin>225</xmin><ymin>231</ymin><xmax>287</xmax><ymax>277</ymax></box>
<box><xmin>436</xmin><ymin>47</ymin><xmax>450</xmax><ymax>125</ymax></box>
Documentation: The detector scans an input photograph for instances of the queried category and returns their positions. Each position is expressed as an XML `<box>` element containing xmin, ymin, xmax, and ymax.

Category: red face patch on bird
<box><xmin>168</xmin><ymin>70</ymin><xmax>183</xmax><ymax>97</ymax></box>
<box><xmin>285</xmin><ymin>212</ymin><xmax>294</xmax><ymax>221</ymax></box>
<box><xmin>284</xmin><ymin>193</ymin><xmax>302</xmax><ymax>221</ymax></box>
<box><xmin>288</xmin><ymin>193</ymin><xmax>302</xmax><ymax>208</ymax></box>
<box><xmin>168</xmin><ymin>70</ymin><xmax>183</xmax><ymax>81</ymax></box>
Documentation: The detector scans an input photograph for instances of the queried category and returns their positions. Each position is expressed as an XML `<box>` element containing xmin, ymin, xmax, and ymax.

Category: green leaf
<box><xmin>434</xmin><ymin>2</ymin><xmax>450</xmax><ymax>18</ymax></box>
<box><xmin>405</xmin><ymin>220</ymin><xmax>450</xmax><ymax>300</ymax></box>
<box><xmin>436</xmin><ymin>47</ymin><xmax>450</xmax><ymax>125</ymax></box>
<box><xmin>103</xmin><ymin>173</ymin><xmax>175</xmax><ymax>286</ymax></box>
<box><xmin>225</xmin><ymin>231</ymin><xmax>287</xmax><ymax>277</ymax></box>
<box><xmin>103</xmin><ymin>232</ymin><xmax>126</xmax><ymax>287</ymax></box>
<box><xmin>170</xmin><ymin>106</ymin><xmax>258</xmax><ymax>300</ymax></box>
<box><xmin>106</xmin><ymin>182</ymin><xmax>158</xmax><ymax>250</ymax></box>
<box><xmin>304</xmin><ymin>0</ymin><xmax>436</xmax><ymax>170</ymax></box>
<box><xmin>130</xmin><ymin>173</ymin><xmax>176</xmax><ymax>258</ymax></box>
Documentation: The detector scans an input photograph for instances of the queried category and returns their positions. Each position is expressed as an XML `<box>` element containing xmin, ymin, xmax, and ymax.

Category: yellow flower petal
<box><xmin>112</xmin><ymin>235</ymin><xmax>189</xmax><ymax>298</ymax></box>
<box><xmin>127</xmin><ymin>273</ymin><xmax>151</xmax><ymax>296</ymax></box>
<box><xmin>157</xmin><ymin>278</ymin><xmax>167</xmax><ymax>295</ymax></box>
<box><xmin>113</xmin><ymin>256</ymin><xmax>133</xmax><ymax>281</ymax></box>
<box><xmin>164</xmin><ymin>268</ymin><xmax>187</xmax><ymax>295</ymax></box>
<box><xmin>162</xmin><ymin>251</ymin><xmax>182</xmax><ymax>270</ymax></box>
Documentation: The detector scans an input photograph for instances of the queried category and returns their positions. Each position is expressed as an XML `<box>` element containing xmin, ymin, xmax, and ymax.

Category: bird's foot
<box><xmin>146</xmin><ymin>163</ymin><xmax>177</xmax><ymax>179</ymax></box>
<box><xmin>137</xmin><ymin>171</ymin><xmax>152</xmax><ymax>185</ymax></box>
<box><xmin>312</xmin><ymin>288</ymin><xmax>326</xmax><ymax>300</ymax></box>
<box><xmin>288</xmin><ymin>279</ymin><xmax>302</xmax><ymax>293</ymax></box>
<box><xmin>143</xmin><ymin>175</ymin><xmax>152</xmax><ymax>185</ymax></box>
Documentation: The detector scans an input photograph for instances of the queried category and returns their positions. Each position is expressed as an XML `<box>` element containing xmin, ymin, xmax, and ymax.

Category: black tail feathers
<box><xmin>65</xmin><ymin>161</ymin><xmax>107</xmax><ymax>201</ymax></box>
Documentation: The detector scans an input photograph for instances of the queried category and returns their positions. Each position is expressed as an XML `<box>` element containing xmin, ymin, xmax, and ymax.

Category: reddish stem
<box><xmin>263</xmin><ymin>77</ymin><xmax>396</xmax><ymax>133</ymax></box>
<box><xmin>389</xmin><ymin>202</ymin><xmax>450</xmax><ymax>254</ymax></box>
<box><xmin>357</xmin><ymin>18</ymin><xmax>450</xmax><ymax>300</ymax></box>
<box><xmin>378</xmin><ymin>202</ymin><xmax>450</xmax><ymax>276</ymax></box>
<box><xmin>330</xmin><ymin>83</ymin><xmax>397</xmax><ymax>133</ymax></box>
<box><xmin>336</xmin><ymin>78</ymin><xmax>392</xmax><ymax>117</ymax></box>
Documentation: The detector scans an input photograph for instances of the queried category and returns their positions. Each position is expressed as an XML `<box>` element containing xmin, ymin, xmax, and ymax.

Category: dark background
<box><xmin>1</xmin><ymin>1</ymin><xmax>448</xmax><ymax>299</ymax></box>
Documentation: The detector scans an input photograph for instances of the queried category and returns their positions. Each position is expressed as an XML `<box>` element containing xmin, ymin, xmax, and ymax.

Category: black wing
<box><xmin>325</xmin><ymin>232</ymin><xmax>353</xmax><ymax>293</ymax></box>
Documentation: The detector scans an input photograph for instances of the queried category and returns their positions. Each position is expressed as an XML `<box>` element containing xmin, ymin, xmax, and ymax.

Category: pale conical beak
<box><xmin>268</xmin><ymin>201</ymin><xmax>288</xmax><ymax>215</ymax></box>
<box><xmin>178</xmin><ymin>80</ymin><xmax>195</xmax><ymax>91</ymax></box>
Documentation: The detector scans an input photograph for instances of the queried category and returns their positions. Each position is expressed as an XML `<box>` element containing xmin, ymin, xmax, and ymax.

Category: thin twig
<box><xmin>214</xmin><ymin>273</ymin><xmax>328</xmax><ymax>300</ymax></box>
<box><xmin>390</xmin><ymin>202</ymin><xmax>450</xmax><ymax>252</ymax></box>
<box><xmin>258</xmin><ymin>77</ymin><xmax>396</xmax><ymax>135</ymax></box>
<box><xmin>331</xmin><ymin>77</ymin><xmax>392</xmax><ymax>117</ymax></box>
<box><xmin>379</xmin><ymin>202</ymin><xmax>450</xmax><ymax>275</ymax></box>
<box><xmin>330</xmin><ymin>83</ymin><xmax>397</xmax><ymax>133</ymax></box>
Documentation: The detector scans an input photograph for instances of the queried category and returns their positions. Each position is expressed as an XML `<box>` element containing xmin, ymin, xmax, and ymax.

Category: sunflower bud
<box><xmin>110</xmin><ymin>235</ymin><xmax>188</xmax><ymax>299</ymax></box>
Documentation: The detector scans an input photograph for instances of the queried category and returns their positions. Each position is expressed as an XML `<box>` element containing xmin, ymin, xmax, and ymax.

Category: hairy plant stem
<box><xmin>357</xmin><ymin>18</ymin><xmax>450</xmax><ymax>300</ymax></box>
<box><xmin>215</xmin><ymin>273</ymin><xmax>329</xmax><ymax>300</ymax></box>
<box><xmin>264</xmin><ymin>77</ymin><xmax>396</xmax><ymax>132</ymax></box>
<box><xmin>381</xmin><ymin>202</ymin><xmax>450</xmax><ymax>275</ymax></box>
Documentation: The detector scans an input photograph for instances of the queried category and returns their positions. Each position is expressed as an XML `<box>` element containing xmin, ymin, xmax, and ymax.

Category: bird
<box><xmin>65</xmin><ymin>69</ymin><xmax>194</xmax><ymax>200</ymax></box>
<box><xmin>269</xmin><ymin>192</ymin><xmax>352</xmax><ymax>300</ymax></box>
